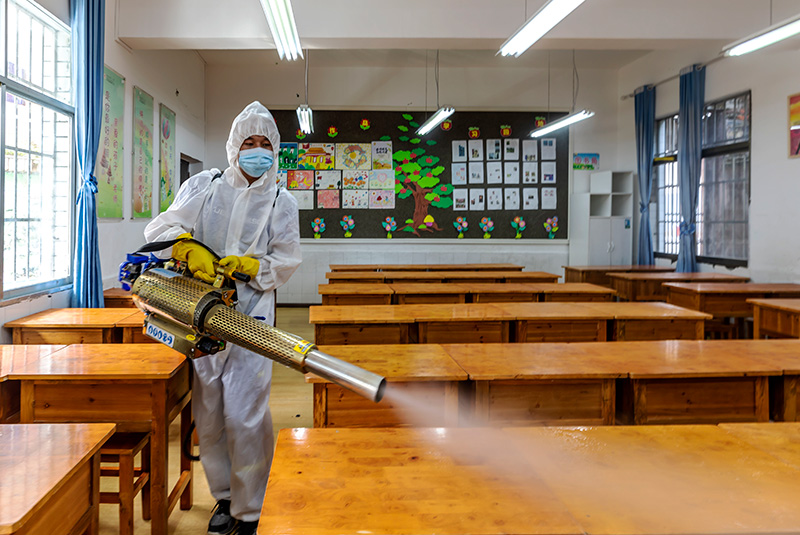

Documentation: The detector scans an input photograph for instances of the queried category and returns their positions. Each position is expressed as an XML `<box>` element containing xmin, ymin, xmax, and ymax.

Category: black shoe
<box><xmin>236</xmin><ymin>521</ymin><xmax>259</xmax><ymax>535</ymax></box>
<box><xmin>208</xmin><ymin>499</ymin><xmax>237</xmax><ymax>535</ymax></box>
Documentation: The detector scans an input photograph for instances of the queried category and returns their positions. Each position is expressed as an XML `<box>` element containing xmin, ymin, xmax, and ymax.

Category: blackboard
<box><xmin>270</xmin><ymin>109</ymin><xmax>569</xmax><ymax>240</ymax></box>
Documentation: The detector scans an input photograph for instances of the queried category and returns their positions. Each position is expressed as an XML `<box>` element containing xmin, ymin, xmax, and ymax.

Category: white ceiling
<box><xmin>116</xmin><ymin>0</ymin><xmax>800</xmax><ymax>70</ymax></box>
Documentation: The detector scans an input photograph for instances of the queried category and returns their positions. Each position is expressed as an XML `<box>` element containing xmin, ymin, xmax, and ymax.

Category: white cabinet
<box><xmin>570</xmin><ymin>171</ymin><xmax>635</xmax><ymax>265</ymax></box>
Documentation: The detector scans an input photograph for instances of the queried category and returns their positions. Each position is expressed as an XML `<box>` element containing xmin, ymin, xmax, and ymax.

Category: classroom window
<box><xmin>1</xmin><ymin>0</ymin><xmax>73</xmax><ymax>298</ymax></box>
<box><xmin>653</xmin><ymin>92</ymin><xmax>750</xmax><ymax>266</ymax></box>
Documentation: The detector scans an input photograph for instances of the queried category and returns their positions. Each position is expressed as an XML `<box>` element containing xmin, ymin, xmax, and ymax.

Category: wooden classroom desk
<box><xmin>0</xmin><ymin>345</ymin><xmax>65</xmax><ymax>423</ymax></box>
<box><xmin>464</xmin><ymin>282</ymin><xmax>539</xmax><ymax>303</ymax></box>
<box><xmin>534</xmin><ymin>282</ymin><xmax>616</xmax><ymax>302</ymax></box>
<box><xmin>309</xmin><ymin>344</ymin><xmax>468</xmax><ymax>428</ymax></box>
<box><xmin>115</xmin><ymin>310</ymin><xmax>153</xmax><ymax>343</ymax></box>
<box><xmin>615</xmin><ymin>339</ymin><xmax>796</xmax><ymax>424</ymax></box>
<box><xmin>328</xmin><ymin>263</ymin><xmax>524</xmax><ymax>272</ymax></box>
<box><xmin>318</xmin><ymin>283</ymin><xmax>393</xmax><ymax>306</ymax></box>
<box><xmin>103</xmin><ymin>287</ymin><xmax>136</xmax><ymax>308</ymax></box>
<box><xmin>666</xmin><ymin>282</ymin><xmax>800</xmax><ymax>318</ymax></box>
<box><xmin>504</xmin><ymin>424</ymin><xmax>800</xmax><ymax>535</ymax></box>
<box><xmin>9</xmin><ymin>344</ymin><xmax>193</xmax><ymax>535</ymax></box>
<box><xmin>412</xmin><ymin>303</ymin><xmax>513</xmax><ymax>343</ymax></box>
<box><xmin>608</xmin><ymin>271</ymin><xmax>749</xmax><ymax>302</ymax></box>
<box><xmin>390</xmin><ymin>283</ymin><xmax>471</xmax><ymax>304</ymax></box>
<box><xmin>310</xmin><ymin>305</ymin><xmax>417</xmax><ymax>345</ymax></box>
<box><xmin>502</xmin><ymin>302</ymin><xmax>610</xmax><ymax>343</ymax></box>
<box><xmin>259</xmin><ymin>427</ymin><xmax>586</xmax><ymax>535</ymax></box>
<box><xmin>581</xmin><ymin>301</ymin><xmax>711</xmax><ymax>341</ymax></box>
<box><xmin>0</xmin><ymin>422</ymin><xmax>115</xmax><ymax>535</ymax></box>
<box><xmin>563</xmin><ymin>264</ymin><xmax>675</xmax><ymax>286</ymax></box>
<box><xmin>5</xmin><ymin>308</ymin><xmax>141</xmax><ymax>344</ymax></box>
<box><xmin>749</xmin><ymin>298</ymin><xmax>800</xmax><ymax>339</ymax></box>
<box><xmin>260</xmin><ymin>425</ymin><xmax>800</xmax><ymax>535</ymax></box>
<box><xmin>442</xmin><ymin>342</ymin><xmax>623</xmax><ymax>426</ymax></box>
<box><xmin>325</xmin><ymin>270</ymin><xmax>560</xmax><ymax>284</ymax></box>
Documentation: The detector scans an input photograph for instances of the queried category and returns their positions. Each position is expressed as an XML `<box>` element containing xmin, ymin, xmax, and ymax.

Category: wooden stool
<box><xmin>100</xmin><ymin>432</ymin><xmax>151</xmax><ymax>535</ymax></box>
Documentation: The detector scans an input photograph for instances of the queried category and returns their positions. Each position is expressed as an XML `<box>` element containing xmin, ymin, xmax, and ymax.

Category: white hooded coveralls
<box><xmin>144</xmin><ymin>101</ymin><xmax>301</xmax><ymax>521</ymax></box>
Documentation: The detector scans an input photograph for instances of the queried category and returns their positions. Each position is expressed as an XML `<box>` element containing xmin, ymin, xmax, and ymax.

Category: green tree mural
<box><xmin>386</xmin><ymin>114</ymin><xmax>454</xmax><ymax>236</ymax></box>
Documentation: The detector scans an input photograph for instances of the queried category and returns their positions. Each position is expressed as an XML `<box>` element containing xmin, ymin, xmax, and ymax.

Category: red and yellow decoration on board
<box><xmin>295</xmin><ymin>128</ymin><xmax>307</xmax><ymax>140</ymax></box>
<box><xmin>359</xmin><ymin>118</ymin><xmax>371</xmax><ymax>131</ymax></box>
<box><xmin>500</xmin><ymin>125</ymin><xmax>512</xmax><ymax>137</ymax></box>
<box><xmin>441</xmin><ymin>119</ymin><xmax>453</xmax><ymax>131</ymax></box>
<box><xmin>534</xmin><ymin>116</ymin><xmax>547</xmax><ymax>128</ymax></box>
<box><xmin>468</xmin><ymin>126</ymin><xmax>480</xmax><ymax>138</ymax></box>
<box><xmin>327</xmin><ymin>126</ymin><xmax>339</xmax><ymax>138</ymax></box>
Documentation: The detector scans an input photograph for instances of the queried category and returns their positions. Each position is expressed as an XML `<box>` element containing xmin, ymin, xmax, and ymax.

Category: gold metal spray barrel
<box><xmin>132</xmin><ymin>268</ymin><xmax>386</xmax><ymax>402</ymax></box>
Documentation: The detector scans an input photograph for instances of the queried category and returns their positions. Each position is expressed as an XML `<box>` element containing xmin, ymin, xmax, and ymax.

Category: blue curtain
<box><xmin>70</xmin><ymin>0</ymin><xmax>105</xmax><ymax>307</ymax></box>
<box><xmin>675</xmin><ymin>64</ymin><xmax>705</xmax><ymax>273</ymax></box>
<box><xmin>634</xmin><ymin>85</ymin><xmax>656</xmax><ymax>265</ymax></box>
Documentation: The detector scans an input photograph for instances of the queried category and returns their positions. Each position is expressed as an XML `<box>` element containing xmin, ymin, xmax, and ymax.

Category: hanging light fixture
<box><xmin>258</xmin><ymin>0</ymin><xmax>303</xmax><ymax>61</ymax></box>
<box><xmin>499</xmin><ymin>0</ymin><xmax>586</xmax><ymax>58</ymax></box>
<box><xmin>296</xmin><ymin>50</ymin><xmax>313</xmax><ymax>134</ymax></box>
<box><xmin>416</xmin><ymin>50</ymin><xmax>454</xmax><ymax>136</ymax></box>
<box><xmin>530</xmin><ymin>50</ymin><xmax>593</xmax><ymax>137</ymax></box>
<box><xmin>722</xmin><ymin>12</ymin><xmax>800</xmax><ymax>56</ymax></box>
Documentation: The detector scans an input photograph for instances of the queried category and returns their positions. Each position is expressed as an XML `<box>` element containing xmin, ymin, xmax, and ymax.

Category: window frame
<box><xmin>652</xmin><ymin>91</ymin><xmax>751</xmax><ymax>269</ymax></box>
<box><xmin>0</xmin><ymin>0</ymin><xmax>75</xmax><ymax>300</ymax></box>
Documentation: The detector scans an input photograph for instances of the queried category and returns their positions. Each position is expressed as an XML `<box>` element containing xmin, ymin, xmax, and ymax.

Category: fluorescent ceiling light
<box><xmin>259</xmin><ymin>0</ymin><xmax>303</xmax><ymax>61</ymax></box>
<box><xmin>723</xmin><ymin>13</ymin><xmax>800</xmax><ymax>56</ymax></box>
<box><xmin>499</xmin><ymin>0</ymin><xmax>586</xmax><ymax>57</ymax></box>
<box><xmin>530</xmin><ymin>109</ymin><xmax>594</xmax><ymax>138</ymax></box>
<box><xmin>296</xmin><ymin>105</ymin><xmax>313</xmax><ymax>134</ymax></box>
<box><xmin>416</xmin><ymin>107</ymin><xmax>455</xmax><ymax>136</ymax></box>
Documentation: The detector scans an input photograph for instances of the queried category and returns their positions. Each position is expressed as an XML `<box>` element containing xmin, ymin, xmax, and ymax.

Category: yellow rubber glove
<box><xmin>171</xmin><ymin>233</ymin><xmax>217</xmax><ymax>283</ymax></box>
<box><xmin>218</xmin><ymin>255</ymin><xmax>260</xmax><ymax>279</ymax></box>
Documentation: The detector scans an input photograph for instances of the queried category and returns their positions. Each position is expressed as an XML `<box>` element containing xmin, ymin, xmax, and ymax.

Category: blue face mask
<box><xmin>238</xmin><ymin>147</ymin><xmax>274</xmax><ymax>178</ymax></box>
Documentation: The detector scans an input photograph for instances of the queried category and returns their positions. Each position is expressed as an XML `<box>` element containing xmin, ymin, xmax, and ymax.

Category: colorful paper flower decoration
<box><xmin>453</xmin><ymin>217</ymin><xmax>469</xmax><ymax>239</ymax></box>
<box><xmin>511</xmin><ymin>216</ymin><xmax>526</xmax><ymax>239</ymax></box>
<box><xmin>311</xmin><ymin>218</ymin><xmax>325</xmax><ymax>239</ymax></box>
<box><xmin>340</xmin><ymin>215</ymin><xmax>355</xmax><ymax>237</ymax></box>
<box><xmin>544</xmin><ymin>216</ymin><xmax>559</xmax><ymax>239</ymax></box>
<box><xmin>479</xmin><ymin>216</ymin><xmax>494</xmax><ymax>239</ymax></box>
<box><xmin>382</xmin><ymin>216</ymin><xmax>397</xmax><ymax>239</ymax></box>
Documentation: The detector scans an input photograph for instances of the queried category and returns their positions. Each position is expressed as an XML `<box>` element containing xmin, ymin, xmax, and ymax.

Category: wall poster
<box><xmin>790</xmin><ymin>92</ymin><xmax>800</xmax><ymax>157</ymax></box>
<box><xmin>95</xmin><ymin>65</ymin><xmax>125</xmax><ymax>218</ymax></box>
<box><xmin>132</xmin><ymin>87</ymin><xmax>154</xmax><ymax>218</ymax></box>
<box><xmin>159</xmin><ymin>104</ymin><xmax>177</xmax><ymax>212</ymax></box>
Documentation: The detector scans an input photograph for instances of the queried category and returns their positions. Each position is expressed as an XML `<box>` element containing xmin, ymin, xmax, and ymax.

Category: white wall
<box><xmin>617</xmin><ymin>44</ymin><xmax>800</xmax><ymax>282</ymax></box>
<box><xmin>0</xmin><ymin>0</ymin><xmax>206</xmax><ymax>341</ymax></box>
<box><xmin>205</xmin><ymin>55</ymin><xmax>621</xmax><ymax>303</ymax></box>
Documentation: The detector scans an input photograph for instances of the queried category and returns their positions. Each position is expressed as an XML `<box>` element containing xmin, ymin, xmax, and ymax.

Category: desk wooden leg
<box><xmin>753</xmin><ymin>307</ymin><xmax>763</xmax><ymax>339</ymax></box>
<box><xmin>180</xmin><ymin>398</ymin><xmax>194</xmax><ymax>510</ymax></box>
<box><xmin>150</xmin><ymin>384</ymin><xmax>169</xmax><ymax>535</ymax></box>
<box><xmin>313</xmin><ymin>384</ymin><xmax>328</xmax><ymax>428</ymax></box>
<box><xmin>755</xmin><ymin>377</ymin><xmax>769</xmax><ymax>422</ymax></box>
<box><xmin>601</xmin><ymin>379</ymin><xmax>615</xmax><ymax>425</ymax></box>
<box><xmin>632</xmin><ymin>380</ymin><xmax>647</xmax><ymax>425</ymax></box>
<box><xmin>12</xmin><ymin>328</ymin><xmax>21</xmax><ymax>344</ymax></box>
<box><xmin>89</xmin><ymin>453</ymin><xmax>101</xmax><ymax>535</ymax></box>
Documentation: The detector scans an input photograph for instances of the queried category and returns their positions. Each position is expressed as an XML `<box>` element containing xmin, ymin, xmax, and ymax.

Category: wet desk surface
<box><xmin>259</xmin><ymin>425</ymin><xmax>800</xmax><ymax>535</ymax></box>
<box><xmin>5</xmin><ymin>308</ymin><xmax>144</xmax><ymax>344</ymax></box>
<box><xmin>0</xmin><ymin>422</ymin><xmax>115</xmax><ymax>535</ymax></box>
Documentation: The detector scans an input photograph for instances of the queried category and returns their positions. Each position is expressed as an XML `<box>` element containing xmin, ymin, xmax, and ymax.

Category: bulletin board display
<box><xmin>270</xmin><ymin>110</ymin><xmax>569</xmax><ymax>240</ymax></box>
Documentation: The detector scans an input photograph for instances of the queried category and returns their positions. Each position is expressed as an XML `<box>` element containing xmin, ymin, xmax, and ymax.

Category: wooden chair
<box><xmin>99</xmin><ymin>432</ymin><xmax>151</xmax><ymax>535</ymax></box>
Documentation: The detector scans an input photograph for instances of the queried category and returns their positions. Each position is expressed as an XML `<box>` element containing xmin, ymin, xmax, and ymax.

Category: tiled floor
<box><xmin>97</xmin><ymin>307</ymin><xmax>314</xmax><ymax>534</ymax></box>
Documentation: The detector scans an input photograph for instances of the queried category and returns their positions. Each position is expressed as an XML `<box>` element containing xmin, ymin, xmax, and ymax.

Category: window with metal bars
<box><xmin>653</xmin><ymin>91</ymin><xmax>750</xmax><ymax>267</ymax></box>
<box><xmin>1</xmin><ymin>0</ymin><xmax>73</xmax><ymax>299</ymax></box>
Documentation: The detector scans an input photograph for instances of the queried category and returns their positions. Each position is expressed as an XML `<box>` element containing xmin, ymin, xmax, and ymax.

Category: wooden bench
<box><xmin>563</xmin><ymin>264</ymin><xmax>675</xmax><ymax>286</ymax></box>
<box><xmin>99</xmin><ymin>432</ymin><xmax>151</xmax><ymax>535</ymax></box>
<box><xmin>309</xmin><ymin>344</ymin><xmax>468</xmax><ymax>428</ymax></box>
<box><xmin>260</xmin><ymin>425</ymin><xmax>800</xmax><ymax>535</ymax></box>
<box><xmin>5</xmin><ymin>308</ymin><xmax>144</xmax><ymax>344</ymax></box>
<box><xmin>608</xmin><ymin>272</ymin><xmax>750</xmax><ymax>302</ymax></box>
<box><xmin>8</xmin><ymin>344</ymin><xmax>192</xmax><ymax>535</ymax></box>
<box><xmin>0</xmin><ymin>422</ymin><xmax>115</xmax><ymax>535</ymax></box>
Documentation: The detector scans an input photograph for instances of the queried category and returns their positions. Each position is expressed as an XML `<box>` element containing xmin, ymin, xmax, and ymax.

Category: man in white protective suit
<box><xmin>144</xmin><ymin>101</ymin><xmax>301</xmax><ymax>535</ymax></box>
